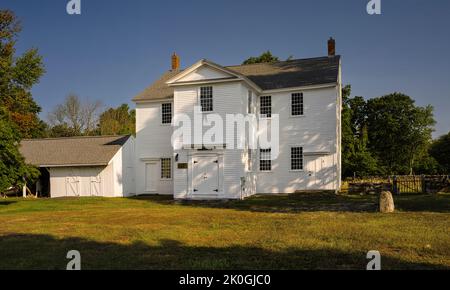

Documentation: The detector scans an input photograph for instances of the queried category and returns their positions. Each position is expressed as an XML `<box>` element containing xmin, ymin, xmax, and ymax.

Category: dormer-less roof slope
<box><xmin>20</xmin><ymin>135</ymin><xmax>131</xmax><ymax>167</ymax></box>
<box><xmin>133</xmin><ymin>55</ymin><xmax>340</xmax><ymax>102</ymax></box>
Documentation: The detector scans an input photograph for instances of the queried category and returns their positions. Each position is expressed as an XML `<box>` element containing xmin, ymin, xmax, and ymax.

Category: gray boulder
<box><xmin>379</xmin><ymin>191</ymin><xmax>395</xmax><ymax>213</ymax></box>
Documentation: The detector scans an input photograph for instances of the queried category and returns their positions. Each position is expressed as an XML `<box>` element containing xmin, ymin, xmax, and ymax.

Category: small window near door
<box><xmin>260</xmin><ymin>96</ymin><xmax>271</xmax><ymax>118</ymax></box>
<box><xmin>200</xmin><ymin>86</ymin><xmax>213</xmax><ymax>112</ymax></box>
<box><xmin>162</xmin><ymin>103</ymin><xmax>172</xmax><ymax>124</ymax></box>
<box><xmin>161</xmin><ymin>158</ymin><xmax>171</xmax><ymax>179</ymax></box>
<box><xmin>291</xmin><ymin>93</ymin><xmax>304</xmax><ymax>116</ymax></box>
<box><xmin>291</xmin><ymin>147</ymin><xmax>303</xmax><ymax>170</ymax></box>
<box><xmin>259</xmin><ymin>148</ymin><xmax>271</xmax><ymax>171</ymax></box>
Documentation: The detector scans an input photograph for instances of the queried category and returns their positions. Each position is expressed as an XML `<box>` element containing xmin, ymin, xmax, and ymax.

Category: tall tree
<box><xmin>242</xmin><ymin>51</ymin><xmax>280</xmax><ymax>65</ymax></box>
<box><xmin>0</xmin><ymin>10</ymin><xmax>46</xmax><ymax>138</ymax></box>
<box><xmin>341</xmin><ymin>85</ymin><xmax>379</xmax><ymax>177</ymax></box>
<box><xmin>0</xmin><ymin>107</ymin><xmax>39</xmax><ymax>194</ymax></box>
<box><xmin>98</xmin><ymin>104</ymin><xmax>135</xmax><ymax>136</ymax></box>
<box><xmin>365</xmin><ymin>93</ymin><xmax>435</xmax><ymax>175</ymax></box>
<box><xmin>429</xmin><ymin>132</ymin><xmax>450</xmax><ymax>173</ymax></box>
<box><xmin>48</xmin><ymin>94</ymin><xmax>102</xmax><ymax>137</ymax></box>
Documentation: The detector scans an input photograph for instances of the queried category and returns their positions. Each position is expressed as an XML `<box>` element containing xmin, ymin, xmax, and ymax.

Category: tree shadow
<box><xmin>0</xmin><ymin>201</ymin><xmax>17</xmax><ymax>206</ymax></box>
<box><xmin>0</xmin><ymin>233</ymin><xmax>446</xmax><ymax>270</ymax></box>
<box><xmin>129</xmin><ymin>192</ymin><xmax>379</xmax><ymax>213</ymax></box>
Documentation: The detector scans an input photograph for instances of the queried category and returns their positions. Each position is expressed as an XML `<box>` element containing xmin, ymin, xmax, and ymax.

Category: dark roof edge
<box><xmin>21</xmin><ymin>135</ymin><xmax>132</xmax><ymax>142</ymax></box>
<box><xmin>35</xmin><ymin>163</ymin><xmax>110</xmax><ymax>168</ymax></box>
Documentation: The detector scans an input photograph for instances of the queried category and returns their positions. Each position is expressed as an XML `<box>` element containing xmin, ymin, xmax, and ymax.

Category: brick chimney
<box><xmin>171</xmin><ymin>52</ymin><xmax>180</xmax><ymax>71</ymax></box>
<box><xmin>328</xmin><ymin>37</ymin><xmax>336</xmax><ymax>57</ymax></box>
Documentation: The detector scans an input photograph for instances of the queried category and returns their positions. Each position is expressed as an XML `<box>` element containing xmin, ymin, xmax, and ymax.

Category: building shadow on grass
<box><xmin>0</xmin><ymin>233</ymin><xmax>447</xmax><ymax>270</ymax></box>
<box><xmin>130</xmin><ymin>193</ymin><xmax>379</xmax><ymax>213</ymax></box>
<box><xmin>130</xmin><ymin>192</ymin><xmax>450</xmax><ymax>214</ymax></box>
<box><xmin>393</xmin><ymin>194</ymin><xmax>450</xmax><ymax>213</ymax></box>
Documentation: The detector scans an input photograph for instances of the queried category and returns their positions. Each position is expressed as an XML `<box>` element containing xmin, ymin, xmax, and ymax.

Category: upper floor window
<box><xmin>161</xmin><ymin>103</ymin><xmax>172</xmax><ymax>124</ymax></box>
<box><xmin>200</xmin><ymin>86</ymin><xmax>213</xmax><ymax>112</ymax></box>
<box><xmin>291</xmin><ymin>147</ymin><xmax>303</xmax><ymax>170</ymax></box>
<box><xmin>260</xmin><ymin>96</ymin><xmax>271</xmax><ymax>118</ymax></box>
<box><xmin>248</xmin><ymin>90</ymin><xmax>253</xmax><ymax>114</ymax></box>
<box><xmin>161</xmin><ymin>158</ymin><xmax>172</xmax><ymax>179</ymax></box>
<box><xmin>259</xmin><ymin>148</ymin><xmax>272</xmax><ymax>171</ymax></box>
<box><xmin>291</xmin><ymin>93</ymin><xmax>304</xmax><ymax>116</ymax></box>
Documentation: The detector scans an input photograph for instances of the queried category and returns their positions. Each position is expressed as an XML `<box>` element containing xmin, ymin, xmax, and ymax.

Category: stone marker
<box><xmin>379</xmin><ymin>191</ymin><xmax>395</xmax><ymax>213</ymax></box>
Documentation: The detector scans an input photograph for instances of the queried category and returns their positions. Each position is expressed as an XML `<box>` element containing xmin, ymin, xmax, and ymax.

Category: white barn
<box><xmin>133</xmin><ymin>39</ymin><xmax>342</xmax><ymax>199</ymax></box>
<box><xmin>20</xmin><ymin>135</ymin><xmax>135</xmax><ymax>198</ymax></box>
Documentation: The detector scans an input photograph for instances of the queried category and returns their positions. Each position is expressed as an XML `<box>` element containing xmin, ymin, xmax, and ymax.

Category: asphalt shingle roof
<box><xmin>133</xmin><ymin>55</ymin><xmax>340</xmax><ymax>102</ymax></box>
<box><xmin>20</xmin><ymin>135</ymin><xmax>131</xmax><ymax>167</ymax></box>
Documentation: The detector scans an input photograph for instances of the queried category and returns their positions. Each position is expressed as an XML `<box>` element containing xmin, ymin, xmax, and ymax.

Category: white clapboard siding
<box><xmin>135</xmin><ymin>101</ymin><xmax>173</xmax><ymax>195</ymax></box>
<box><xmin>255</xmin><ymin>86</ymin><xmax>340</xmax><ymax>193</ymax></box>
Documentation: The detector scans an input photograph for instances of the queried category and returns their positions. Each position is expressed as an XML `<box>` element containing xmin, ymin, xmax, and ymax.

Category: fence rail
<box><xmin>346</xmin><ymin>175</ymin><xmax>449</xmax><ymax>195</ymax></box>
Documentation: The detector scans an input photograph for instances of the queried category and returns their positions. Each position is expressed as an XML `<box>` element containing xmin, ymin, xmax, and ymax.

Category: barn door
<box><xmin>66</xmin><ymin>169</ymin><xmax>80</xmax><ymax>197</ymax></box>
<box><xmin>90</xmin><ymin>175</ymin><xmax>102</xmax><ymax>196</ymax></box>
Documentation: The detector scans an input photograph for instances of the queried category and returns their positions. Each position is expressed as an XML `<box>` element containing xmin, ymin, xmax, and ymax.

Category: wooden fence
<box><xmin>346</xmin><ymin>175</ymin><xmax>449</xmax><ymax>195</ymax></box>
<box><xmin>392</xmin><ymin>175</ymin><xmax>449</xmax><ymax>194</ymax></box>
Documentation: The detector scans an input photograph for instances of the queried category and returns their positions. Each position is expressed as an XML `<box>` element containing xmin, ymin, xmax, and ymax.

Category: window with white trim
<box><xmin>248</xmin><ymin>90</ymin><xmax>253</xmax><ymax>114</ymax></box>
<box><xmin>161</xmin><ymin>158</ymin><xmax>171</xmax><ymax>179</ymax></box>
<box><xmin>161</xmin><ymin>103</ymin><xmax>172</xmax><ymax>124</ymax></box>
<box><xmin>259</xmin><ymin>148</ymin><xmax>271</xmax><ymax>171</ymax></box>
<box><xmin>291</xmin><ymin>147</ymin><xmax>303</xmax><ymax>170</ymax></box>
<box><xmin>247</xmin><ymin>149</ymin><xmax>252</xmax><ymax>171</ymax></box>
<box><xmin>200</xmin><ymin>86</ymin><xmax>213</xmax><ymax>112</ymax></box>
<box><xmin>291</xmin><ymin>93</ymin><xmax>304</xmax><ymax>116</ymax></box>
<box><xmin>260</xmin><ymin>96</ymin><xmax>271</xmax><ymax>118</ymax></box>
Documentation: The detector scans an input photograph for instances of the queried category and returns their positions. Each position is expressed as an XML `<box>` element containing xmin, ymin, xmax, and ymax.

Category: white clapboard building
<box><xmin>133</xmin><ymin>38</ymin><xmax>342</xmax><ymax>199</ymax></box>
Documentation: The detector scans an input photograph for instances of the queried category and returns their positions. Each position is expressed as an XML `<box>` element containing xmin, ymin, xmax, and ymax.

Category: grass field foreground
<box><xmin>0</xmin><ymin>193</ymin><xmax>449</xmax><ymax>270</ymax></box>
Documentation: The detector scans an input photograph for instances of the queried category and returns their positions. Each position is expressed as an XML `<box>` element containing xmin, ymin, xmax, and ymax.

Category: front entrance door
<box><xmin>145</xmin><ymin>162</ymin><xmax>158</xmax><ymax>193</ymax></box>
<box><xmin>305</xmin><ymin>156</ymin><xmax>324</xmax><ymax>189</ymax></box>
<box><xmin>192</xmin><ymin>156</ymin><xmax>219</xmax><ymax>195</ymax></box>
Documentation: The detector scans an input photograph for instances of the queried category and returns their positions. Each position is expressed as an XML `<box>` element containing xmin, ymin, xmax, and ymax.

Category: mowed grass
<box><xmin>0</xmin><ymin>193</ymin><xmax>449</xmax><ymax>270</ymax></box>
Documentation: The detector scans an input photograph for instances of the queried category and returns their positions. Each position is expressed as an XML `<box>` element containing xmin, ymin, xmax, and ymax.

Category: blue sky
<box><xmin>3</xmin><ymin>0</ymin><xmax>450</xmax><ymax>137</ymax></box>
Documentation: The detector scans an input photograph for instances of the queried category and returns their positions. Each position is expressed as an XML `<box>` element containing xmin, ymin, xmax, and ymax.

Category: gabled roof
<box><xmin>133</xmin><ymin>55</ymin><xmax>340</xmax><ymax>102</ymax></box>
<box><xmin>227</xmin><ymin>56</ymin><xmax>340</xmax><ymax>91</ymax></box>
<box><xmin>20</xmin><ymin>135</ymin><xmax>131</xmax><ymax>167</ymax></box>
<box><xmin>133</xmin><ymin>70</ymin><xmax>180</xmax><ymax>102</ymax></box>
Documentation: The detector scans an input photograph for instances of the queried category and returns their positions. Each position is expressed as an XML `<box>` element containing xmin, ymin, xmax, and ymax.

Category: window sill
<box><xmin>289</xmin><ymin>114</ymin><xmax>305</xmax><ymax>118</ymax></box>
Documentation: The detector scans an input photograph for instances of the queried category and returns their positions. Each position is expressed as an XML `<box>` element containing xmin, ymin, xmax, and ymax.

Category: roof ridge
<box><xmin>226</xmin><ymin>55</ymin><xmax>340</xmax><ymax>68</ymax></box>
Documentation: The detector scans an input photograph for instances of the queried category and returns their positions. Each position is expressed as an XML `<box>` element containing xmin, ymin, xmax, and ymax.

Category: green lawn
<box><xmin>0</xmin><ymin>193</ymin><xmax>449</xmax><ymax>270</ymax></box>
